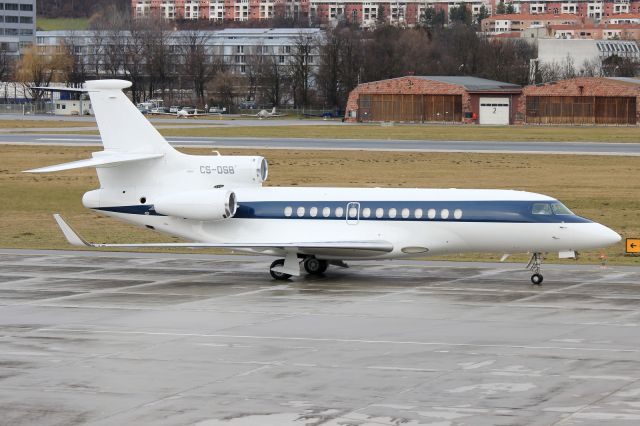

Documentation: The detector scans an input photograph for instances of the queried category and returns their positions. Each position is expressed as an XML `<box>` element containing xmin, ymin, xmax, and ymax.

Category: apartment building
<box><xmin>131</xmin><ymin>0</ymin><xmax>640</xmax><ymax>28</ymax></box>
<box><xmin>36</xmin><ymin>28</ymin><xmax>322</xmax><ymax>76</ymax></box>
<box><xmin>482</xmin><ymin>11</ymin><xmax>640</xmax><ymax>39</ymax></box>
<box><xmin>0</xmin><ymin>0</ymin><xmax>35</xmax><ymax>55</ymax></box>
<box><xmin>481</xmin><ymin>12</ymin><xmax>579</xmax><ymax>33</ymax></box>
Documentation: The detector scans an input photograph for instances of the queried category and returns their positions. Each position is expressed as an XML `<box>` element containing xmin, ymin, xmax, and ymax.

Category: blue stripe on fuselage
<box><xmin>95</xmin><ymin>201</ymin><xmax>592</xmax><ymax>223</ymax></box>
<box><xmin>234</xmin><ymin>201</ymin><xmax>591</xmax><ymax>223</ymax></box>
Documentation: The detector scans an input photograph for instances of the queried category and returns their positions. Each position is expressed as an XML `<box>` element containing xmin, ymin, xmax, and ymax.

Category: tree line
<box><xmin>9</xmin><ymin>6</ymin><xmax>640</xmax><ymax>111</ymax></box>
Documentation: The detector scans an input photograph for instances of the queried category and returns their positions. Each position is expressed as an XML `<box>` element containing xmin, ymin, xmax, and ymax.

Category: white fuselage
<box><xmin>88</xmin><ymin>186</ymin><xmax>620</xmax><ymax>260</ymax></box>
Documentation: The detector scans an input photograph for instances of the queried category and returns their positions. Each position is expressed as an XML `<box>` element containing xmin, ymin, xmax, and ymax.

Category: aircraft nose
<box><xmin>597</xmin><ymin>224</ymin><xmax>621</xmax><ymax>247</ymax></box>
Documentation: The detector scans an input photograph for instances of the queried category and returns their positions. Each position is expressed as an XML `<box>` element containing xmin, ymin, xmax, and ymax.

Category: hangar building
<box><xmin>344</xmin><ymin>76</ymin><xmax>522</xmax><ymax>125</ymax></box>
<box><xmin>523</xmin><ymin>77</ymin><xmax>640</xmax><ymax>125</ymax></box>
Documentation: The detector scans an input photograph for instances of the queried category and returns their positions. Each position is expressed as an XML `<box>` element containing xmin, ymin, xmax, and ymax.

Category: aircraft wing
<box><xmin>53</xmin><ymin>214</ymin><xmax>393</xmax><ymax>254</ymax></box>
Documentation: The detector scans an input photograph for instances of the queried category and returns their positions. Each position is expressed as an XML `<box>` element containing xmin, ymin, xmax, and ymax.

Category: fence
<box><xmin>0</xmin><ymin>101</ymin><xmax>55</xmax><ymax>115</ymax></box>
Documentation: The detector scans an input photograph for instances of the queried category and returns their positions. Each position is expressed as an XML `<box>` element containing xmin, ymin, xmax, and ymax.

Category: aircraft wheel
<box><xmin>270</xmin><ymin>259</ymin><xmax>291</xmax><ymax>280</ymax></box>
<box><xmin>303</xmin><ymin>257</ymin><xmax>328</xmax><ymax>275</ymax></box>
<box><xmin>531</xmin><ymin>273</ymin><xmax>543</xmax><ymax>286</ymax></box>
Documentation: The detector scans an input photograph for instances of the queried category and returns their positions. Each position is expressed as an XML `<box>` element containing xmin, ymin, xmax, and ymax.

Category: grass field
<box><xmin>0</xmin><ymin>120</ymin><xmax>99</xmax><ymax>129</ymax></box>
<box><xmin>1</xmin><ymin>144</ymin><xmax>638</xmax><ymax>265</ymax></box>
<box><xmin>36</xmin><ymin>17</ymin><xmax>89</xmax><ymax>31</ymax></box>
<box><xmin>154</xmin><ymin>124</ymin><xmax>640</xmax><ymax>143</ymax></box>
<box><xmin>9</xmin><ymin>120</ymin><xmax>640</xmax><ymax>142</ymax></box>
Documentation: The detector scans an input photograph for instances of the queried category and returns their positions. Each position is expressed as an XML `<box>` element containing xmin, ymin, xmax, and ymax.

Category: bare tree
<box><xmin>123</xmin><ymin>21</ymin><xmax>147</xmax><ymax>103</ymax></box>
<box><xmin>180</xmin><ymin>30</ymin><xmax>219</xmax><ymax>105</ymax></box>
<box><xmin>212</xmin><ymin>71</ymin><xmax>237</xmax><ymax>112</ymax></box>
<box><xmin>289</xmin><ymin>32</ymin><xmax>317</xmax><ymax>109</ymax></box>
<box><xmin>60</xmin><ymin>34</ymin><xmax>88</xmax><ymax>87</ymax></box>
<box><xmin>244</xmin><ymin>43</ymin><xmax>266</xmax><ymax>103</ymax></box>
<box><xmin>581</xmin><ymin>58</ymin><xmax>602</xmax><ymax>77</ymax></box>
<box><xmin>317</xmin><ymin>25</ymin><xmax>364</xmax><ymax>111</ymax></box>
<box><xmin>257</xmin><ymin>54</ymin><xmax>285</xmax><ymax>107</ymax></box>
<box><xmin>140</xmin><ymin>18</ymin><xmax>174</xmax><ymax>100</ymax></box>
<box><xmin>0</xmin><ymin>45</ymin><xmax>15</xmax><ymax>83</ymax></box>
<box><xmin>89</xmin><ymin>3</ymin><xmax>130</xmax><ymax>78</ymax></box>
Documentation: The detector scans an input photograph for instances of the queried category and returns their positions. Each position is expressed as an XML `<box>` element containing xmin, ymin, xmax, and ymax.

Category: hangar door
<box><xmin>526</xmin><ymin>96</ymin><xmax>636</xmax><ymax>125</ymax></box>
<box><xmin>358</xmin><ymin>94</ymin><xmax>462</xmax><ymax>123</ymax></box>
<box><xmin>479</xmin><ymin>97</ymin><xmax>510</xmax><ymax>125</ymax></box>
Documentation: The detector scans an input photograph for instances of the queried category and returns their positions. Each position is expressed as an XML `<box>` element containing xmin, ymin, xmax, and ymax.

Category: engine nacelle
<box><xmin>197</xmin><ymin>156</ymin><xmax>268</xmax><ymax>187</ymax></box>
<box><xmin>153</xmin><ymin>189</ymin><xmax>237</xmax><ymax>221</ymax></box>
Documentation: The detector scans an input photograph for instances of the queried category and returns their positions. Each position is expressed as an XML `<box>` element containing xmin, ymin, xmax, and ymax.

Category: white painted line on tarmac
<box><xmin>37</xmin><ymin>137</ymin><xmax>100</xmax><ymax>142</ymax></box>
<box><xmin>39</xmin><ymin>328</ymin><xmax>640</xmax><ymax>354</ymax></box>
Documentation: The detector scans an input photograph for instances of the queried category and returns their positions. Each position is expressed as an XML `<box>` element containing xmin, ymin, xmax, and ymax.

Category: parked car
<box><xmin>169</xmin><ymin>105</ymin><xmax>182</xmax><ymax>113</ymax></box>
<box><xmin>151</xmin><ymin>107</ymin><xmax>169</xmax><ymax>113</ymax></box>
<box><xmin>239</xmin><ymin>100</ymin><xmax>257</xmax><ymax>109</ymax></box>
<box><xmin>137</xmin><ymin>105</ymin><xmax>149</xmax><ymax>114</ymax></box>
<box><xmin>209</xmin><ymin>106</ymin><xmax>227</xmax><ymax>114</ymax></box>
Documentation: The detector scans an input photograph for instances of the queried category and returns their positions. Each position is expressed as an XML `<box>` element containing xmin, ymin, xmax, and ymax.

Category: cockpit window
<box><xmin>531</xmin><ymin>203</ymin><xmax>552</xmax><ymax>215</ymax></box>
<box><xmin>551</xmin><ymin>202</ymin><xmax>574</xmax><ymax>215</ymax></box>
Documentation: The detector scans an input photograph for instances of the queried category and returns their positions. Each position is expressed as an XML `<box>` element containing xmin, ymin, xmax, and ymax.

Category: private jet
<box><xmin>242</xmin><ymin>107</ymin><xmax>286</xmax><ymax>119</ymax></box>
<box><xmin>176</xmin><ymin>108</ymin><xmax>221</xmax><ymax>118</ymax></box>
<box><xmin>26</xmin><ymin>80</ymin><xmax>621</xmax><ymax>284</ymax></box>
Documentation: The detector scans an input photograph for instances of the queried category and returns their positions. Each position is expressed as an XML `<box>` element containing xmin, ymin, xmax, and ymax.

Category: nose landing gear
<box><xmin>527</xmin><ymin>252</ymin><xmax>544</xmax><ymax>286</ymax></box>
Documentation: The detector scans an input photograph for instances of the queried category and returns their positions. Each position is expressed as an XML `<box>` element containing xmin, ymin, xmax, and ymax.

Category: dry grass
<box><xmin>0</xmin><ymin>120</ymin><xmax>99</xmax><ymax>129</ymax></box>
<box><xmin>153</xmin><ymin>124</ymin><xmax>640</xmax><ymax>143</ymax></box>
<box><xmin>1</xmin><ymin>144</ymin><xmax>638</xmax><ymax>265</ymax></box>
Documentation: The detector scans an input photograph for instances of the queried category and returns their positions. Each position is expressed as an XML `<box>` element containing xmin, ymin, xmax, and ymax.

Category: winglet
<box><xmin>53</xmin><ymin>214</ymin><xmax>91</xmax><ymax>247</ymax></box>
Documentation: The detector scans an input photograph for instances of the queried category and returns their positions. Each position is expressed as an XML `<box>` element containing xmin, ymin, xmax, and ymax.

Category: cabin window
<box><xmin>531</xmin><ymin>203</ymin><xmax>552</xmax><ymax>215</ymax></box>
<box><xmin>454</xmin><ymin>209</ymin><xmax>463</xmax><ymax>219</ymax></box>
<box><xmin>401</xmin><ymin>208</ymin><xmax>410</xmax><ymax>219</ymax></box>
<box><xmin>297</xmin><ymin>206</ymin><xmax>305</xmax><ymax>217</ymax></box>
<box><xmin>322</xmin><ymin>207</ymin><xmax>330</xmax><ymax>217</ymax></box>
<box><xmin>348</xmin><ymin>207</ymin><xmax>358</xmax><ymax>218</ymax></box>
<box><xmin>427</xmin><ymin>208</ymin><xmax>436</xmax><ymax>219</ymax></box>
<box><xmin>551</xmin><ymin>203</ymin><xmax>573</xmax><ymax>215</ymax></box>
<box><xmin>362</xmin><ymin>207</ymin><xmax>371</xmax><ymax>218</ymax></box>
<box><xmin>389</xmin><ymin>208</ymin><xmax>397</xmax><ymax>218</ymax></box>
<box><xmin>415</xmin><ymin>208</ymin><xmax>423</xmax><ymax>219</ymax></box>
<box><xmin>310</xmin><ymin>207</ymin><xmax>318</xmax><ymax>217</ymax></box>
<box><xmin>375</xmin><ymin>208</ymin><xmax>384</xmax><ymax>218</ymax></box>
<box><xmin>335</xmin><ymin>207</ymin><xmax>344</xmax><ymax>217</ymax></box>
<box><xmin>284</xmin><ymin>206</ymin><xmax>293</xmax><ymax>217</ymax></box>
<box><xmin>441</xmin><ymin>209</ymin><xmax>450</xmax><ymax>219</ymax></box>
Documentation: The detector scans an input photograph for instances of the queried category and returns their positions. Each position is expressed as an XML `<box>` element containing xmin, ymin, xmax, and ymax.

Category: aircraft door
<box><xmin>346</xmin><ymin>202</ymin><xmax>360</xmax><ymax>225</ymax></box>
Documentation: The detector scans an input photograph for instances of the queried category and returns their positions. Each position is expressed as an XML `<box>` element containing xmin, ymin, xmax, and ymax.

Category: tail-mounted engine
<box><xmin>198</xmin><ymin>156</ymin><xmax>268</xmax><ymax>187</ymax></box>
<box><xmin>154</xmin><ymin>189</ymin><xmax>237</xmax><ymax>221</ymax></box>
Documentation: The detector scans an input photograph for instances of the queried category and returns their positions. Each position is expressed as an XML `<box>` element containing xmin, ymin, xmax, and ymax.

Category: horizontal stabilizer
<box><xmin>53</xmin><ymin>215</ymin><xmax>394</xmax><ymax>253</ymax></box>
<box><xmin>24</xmin><ymin>152</ymin><xmax>163</xmax><ymax>173</ymax></box>
<box><xmin>31</xmin><ymin>86</ymin><xmax>90</xmax><ymax>93</ymax></box>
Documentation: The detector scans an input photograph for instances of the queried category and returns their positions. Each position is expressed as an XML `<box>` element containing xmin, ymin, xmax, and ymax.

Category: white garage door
<box><xmin>479</xmin><ymin>97</ymin><xmax>510</xmax><ymax>125</ymax></box>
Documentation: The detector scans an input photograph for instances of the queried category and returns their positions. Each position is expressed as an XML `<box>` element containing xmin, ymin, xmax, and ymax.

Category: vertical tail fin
<box><xmin>85</xmin><ymin>80</ymin><xmax>175</xmax><ymax>155</ymax></box>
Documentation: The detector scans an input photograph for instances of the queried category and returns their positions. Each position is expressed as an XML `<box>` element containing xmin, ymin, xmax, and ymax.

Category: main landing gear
<box><xmin>527</xmin><ymin>252</ymin><xmax>544</xmax><ymax>286</ymax></box>
<box><xmin>269</xmin><ymin>256</ymin><xmax>329</xmax><ymax>280</ymax></box>
<box><xmin>303</xmin><ymin>257</ymin><xmax>328</xmax><ymax>275</ymax></box>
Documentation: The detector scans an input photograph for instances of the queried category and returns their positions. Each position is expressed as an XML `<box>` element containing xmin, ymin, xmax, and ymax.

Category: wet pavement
<box><xmin>1</xmin><ymin>249</ymin><xmax>640</xmax><ymax>425</ymax></box>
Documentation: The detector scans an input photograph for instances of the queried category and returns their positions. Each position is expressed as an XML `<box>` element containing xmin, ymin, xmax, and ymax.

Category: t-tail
<box><xmin>25</xmin><ymin>79</ymin><xmax>268</xmax><ymax>224</ymax></box>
